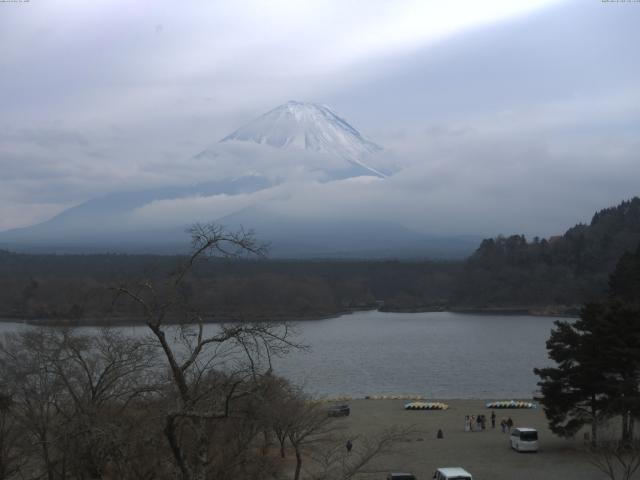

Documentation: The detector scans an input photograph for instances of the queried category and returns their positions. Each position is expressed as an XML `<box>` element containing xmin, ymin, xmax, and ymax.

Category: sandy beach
<box><xmin>335</xmin><ymin>399</ymin><xmax>600</xmax><ymax>480</ymax></box>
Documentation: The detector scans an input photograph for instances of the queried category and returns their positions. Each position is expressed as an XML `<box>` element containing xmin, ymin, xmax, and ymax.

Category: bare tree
<box><xmin>251</xmin><ymin>372</ymin><xmax>311</xmax><ymax>460</ymax></box>
<box><xmin>0</xmin><ymin>223</ymin><xmax>405</xmax><ymax>480</ymax></box>
<box><xmin>305</xmin><ymin>425</ymin><xmax>415</xmax><ymax>480</ymax></box>
<box><xmin>0</xmin><ymin>393</ymin><xmax>24</xmax><ymax>480</ymax></box>
<box><xmin>265</xmin><ymin>381</ymin><xmax>415</xmax><ymax>480</ymax></box>
<box><xmin>0</xmin><ymin>329</ymin><xmax>68</xmax><ymax>480</ymax></box>
<box><xmin>588</xmin><ymin>436</ymin><xmax>640</xmax><ymax>480</ymax></box>
<box><xmin>113</xmin><ymin>223</ymin><xmax>302</xmax><ymax>480</ymax></box>
<box><xmin>50</xmin><ymin>328</ymin><xmax>159</xmax><ymax>412</ymax></box>
<box><xmin>0</xmin><ymin>327</ymin><xmax>162</xmax><ymax>480</ymax></box>
<box><xmin>48</xmin><ymin>328</ymin><xmax>160</xmax><ymax>479</ymax></box>
<box><xmin>287</xmin><ymin>399</ymin><xmax>335</xmax><ymax>480</ymax></box>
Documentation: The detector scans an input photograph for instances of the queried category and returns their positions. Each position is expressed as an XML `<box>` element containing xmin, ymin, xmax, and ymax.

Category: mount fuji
<box><xmin>0</xmin><ymin>102</ymin><xmax>480</xmax><ymax>258</ymax></box>
<box><xmin>221</xmin><ymin>101</ymin><xmax>387</xmax><ymax>178</ymax></box>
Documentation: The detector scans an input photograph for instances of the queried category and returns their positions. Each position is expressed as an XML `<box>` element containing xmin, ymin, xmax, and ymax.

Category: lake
<box><xmin>0</xmin><ymin>310</ymin><xmax>563</xmax><ymax>399</ymax></box>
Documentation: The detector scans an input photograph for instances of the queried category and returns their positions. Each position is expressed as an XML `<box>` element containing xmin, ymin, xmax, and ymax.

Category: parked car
<box><xmin>387</xmin><ymin>473</ymin><xmax>417</xmax><ymax>480</ymax></box>
<box><xmin>327</xmin><ymin>404</ymin><xmax>350</xmax><ymax>417</ymax></box>
<box><xmin>433</xmin><ymin>467</ymin><xmax>472</xmax><ymax>480</ymax></box>
<box><xmin>510</xmin><ymin>427</ymin><xmax>539</xmax><ymax>452</ymax></box>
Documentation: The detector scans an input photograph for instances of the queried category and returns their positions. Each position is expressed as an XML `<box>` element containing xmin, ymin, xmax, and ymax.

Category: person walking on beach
<box><xmin>500</xmin><ymin>419</ymin><xmax>507</xmax><ymax>433</ymax></box>
<box><xmin>491</xmin><ymin>410</ymin><xmax>496</xmax><ymax>429</ymax></box>
<box><xmin>506</xmin><ymin>417</ymin><xmax>514</xmax><ymax>432</ymax></box>
<box><xmin>464</xmin><ymin>415</ymin><xmax>470</xmax><ymax>432</ymax></box>
<box><xmin>346</xmin><ymin>439</ymin><xmax>353</xmax><ymax>453</ymax></box>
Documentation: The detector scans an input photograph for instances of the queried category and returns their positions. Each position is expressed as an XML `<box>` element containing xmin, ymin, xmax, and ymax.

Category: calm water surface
<box><xmin>274</xmin><ymin>310</ymin><xmax>560</xmax><ymax>399</ymax></box>
<box><xmin>1</xmin><ymin>311</ymin><xmax>563</xmax><ymax>399</ymax></box>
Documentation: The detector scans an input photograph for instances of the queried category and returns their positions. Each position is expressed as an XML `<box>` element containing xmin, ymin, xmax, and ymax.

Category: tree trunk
<box><xmin>195</xmin><ymin>418</ymin><xmax>209</xmax><ymax>480</ymax></box>
<box><xmin>164</xmin><ymin>415</ymin><xmax>191</xmax><ymax>480</ymax></box>
<box><xmin>41</xmin><ymin>436</ymin><xmax>55</xmax><ymax>480</ymax></box>
<box><xmin>280</xmin><ymin>442</ymin><xmax>286</xmax><ymax>459</ymax></box>
<box><xmin>621</xmin><ymin>410</ymin><xmax>636</xmax><ymax>445</ymax></box>
<box><xmin>148</xmin><ymin>325</ymin><xmax>190</xmax><ymax>401</ymax></box>
<box><xmin>293</xmin><ymin>445</ymin><xmax>302</xmax><ymax>480</ymax></box>
<box><xmin>588</xmin><ymin>397</ymin><xmax>600</xmax><ymax>447</ymax></box>
<box><xmin>262</xmin><ymin>430</ymin><xmax>270</xmax><ymax>455</ymax></box>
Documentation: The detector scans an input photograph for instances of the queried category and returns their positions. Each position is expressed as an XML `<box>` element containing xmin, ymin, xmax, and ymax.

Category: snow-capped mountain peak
<box><xmin>221</xmin><ymin>101</ymin><xmax>386</xmax><ymax>178</ymax></box>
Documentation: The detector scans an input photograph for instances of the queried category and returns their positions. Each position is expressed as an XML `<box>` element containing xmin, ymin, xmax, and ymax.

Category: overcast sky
<box><xmin>1</xmin><ymin>0</ymin><xmax>639</xmax><ymax>237</ymax></box>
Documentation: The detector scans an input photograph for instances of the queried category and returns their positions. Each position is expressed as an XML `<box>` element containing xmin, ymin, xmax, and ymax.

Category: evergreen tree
<box><xmin>534</xmin><ymin>305</ymin><xmax>610</xmax><ymax>445</ymax></box>
<box><xmin>535</xmin><ymin>245</ymin><xmax>640</xmax><ymax>444</ymax></box>
<box><xmin>609</xmin><ymin>245</ymin><xmax>640</xmax><ymax>307</ymax></box>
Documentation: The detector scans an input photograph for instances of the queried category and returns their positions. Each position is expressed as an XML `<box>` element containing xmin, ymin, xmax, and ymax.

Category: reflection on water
<box><xmin>0</xmin><ymin>310</ymin><xmax>562</xmax><ymax>399</ymax></box>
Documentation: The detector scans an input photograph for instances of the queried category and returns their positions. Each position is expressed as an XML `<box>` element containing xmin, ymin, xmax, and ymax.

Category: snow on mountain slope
<box><xmin>221</xmin><ymin>101</ymin><xmax>387</xmax><ymax>178</ymax></box>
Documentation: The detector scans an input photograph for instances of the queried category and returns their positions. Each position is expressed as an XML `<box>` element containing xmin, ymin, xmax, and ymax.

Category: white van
<box><xmin>433</xmin><ymin>467</ymin><xmax>473</xmax><ymax>480</ymax></box>
<box><xmin>510</xmin><ymin>427</ymin><xmax>539</xmax><ymax>452</ymax></box>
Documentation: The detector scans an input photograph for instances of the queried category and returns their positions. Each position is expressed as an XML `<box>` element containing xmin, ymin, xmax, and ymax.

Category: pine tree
<box><xmin>534</xmin><ymin>306</ymin><xmax>610</xmax><ymax>445</ymax></box>
<box><xmin>535</xmin><ymin>245</ymin><xmax>640</xmax><ymax>444</ymax></box>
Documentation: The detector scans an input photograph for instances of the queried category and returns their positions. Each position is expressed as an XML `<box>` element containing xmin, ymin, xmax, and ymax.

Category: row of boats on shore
<box><xmin>404</xmin><ymin>400</ymin><xmax>537</xmax><ymax>410</ymax></box>
<box><xmin>321</xmin><ymin>396</ymin><xmax>538</xmax><ymax>410</ymax></box>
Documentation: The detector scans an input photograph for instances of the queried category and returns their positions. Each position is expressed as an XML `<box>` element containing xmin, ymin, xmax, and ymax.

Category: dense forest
<box><xmin>1</xmin><ymin>197</ymin><xmax>639</xmax><ymax>324</ymax></box>
<box><xmin>455</xmin><ymin>197</ymin><xmax>640</xmax><ymax>312</ymax></box>
<box><xmin>0</xmin><ymin>252</ymin><xmax>460</xmax><ymax>323</ymax></box>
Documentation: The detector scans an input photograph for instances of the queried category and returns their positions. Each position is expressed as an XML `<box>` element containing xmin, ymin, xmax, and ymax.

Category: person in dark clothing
<box><xmin>437</xmin><ymin>429</ymin><xmax>444</xmax><ymax>439</ymax></box>
<box><xmin>491</xmin><ymin>410</ymin><xmax>496</xmax><ymax>429</ymax></box>
<box><xmin>346</xmin><ymin>439</ymin><xmax>353</xmax><ymax>453</ymax></box>
<box><xmin>506</xmin><ymin>417</ymin><xmax>514</xmax><ymax>431</ymax></box>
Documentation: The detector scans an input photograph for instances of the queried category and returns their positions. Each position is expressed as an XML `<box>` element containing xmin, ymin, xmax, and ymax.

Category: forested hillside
<box><xmin>453</xmin><ymin>197</ymin><xmax>640</xmax><ymax>311</ymax></box>
<box><xmin>0</xmin><ymin>198</ymin><xmax>639</xmax><ymax>323</ymax></box>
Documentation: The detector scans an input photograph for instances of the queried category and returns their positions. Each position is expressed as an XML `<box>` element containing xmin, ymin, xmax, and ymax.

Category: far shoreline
<box><xmin>0</xmin><ymin>305</ymin><xmax>578</xmax><ymax>327</ymax></box>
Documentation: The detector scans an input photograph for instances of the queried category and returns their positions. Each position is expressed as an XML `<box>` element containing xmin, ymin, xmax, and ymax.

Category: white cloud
<box><xmin>104</xmin><ymin>119</ymin><xmax>640</xmax><ymax>239</ymax></box>
<box><xmin>1</xmin><ymin>0</ymin><xmax>638</xmax><ymax>238</ymax></box>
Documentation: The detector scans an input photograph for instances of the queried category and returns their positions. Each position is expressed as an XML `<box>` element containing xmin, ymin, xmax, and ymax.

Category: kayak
<box><xmin>485</xmin><ymin>400</ymin><xmax>536</xmax><ymax>409</ymax></box>
<box><xmin>404</xmin><ymin>401</ymin><xmax>449</xmax><ymax>410</ymax></box>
